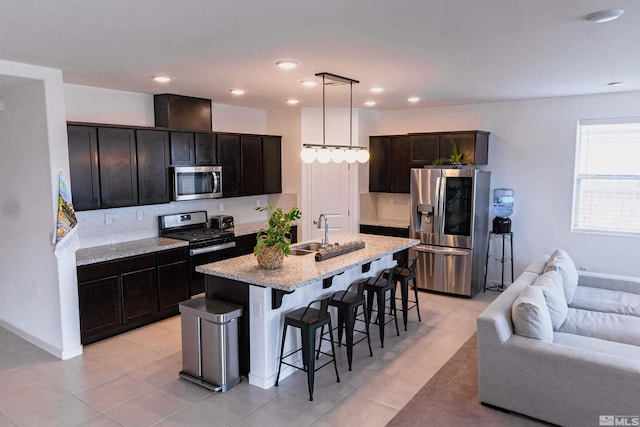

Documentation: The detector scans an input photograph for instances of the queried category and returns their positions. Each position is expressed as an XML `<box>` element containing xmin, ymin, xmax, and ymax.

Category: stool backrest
<box><xmin>301</xmin><ymin>296</ymin><xmax>331</xmax><ymax>321</ymax></box>
<box><xmin>378</xmin><ymin>266</ymin><xmax>395</xmax><ymax>287</ymax></box>
<box><xmin>342</xmin><ymin>277</ymin><xmax>368</xmax><ymax>301</ymax></box>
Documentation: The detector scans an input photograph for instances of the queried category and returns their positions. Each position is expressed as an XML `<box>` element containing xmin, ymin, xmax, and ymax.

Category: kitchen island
<box><xmin>196</xmin><ymin>233</ymin><xmax>419</xmax><ymax>389</ymax></box>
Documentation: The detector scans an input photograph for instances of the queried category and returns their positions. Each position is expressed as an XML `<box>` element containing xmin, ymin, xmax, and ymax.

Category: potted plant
<box><xmin>432</xmin><ymin>140</ymin><xmax>471</xmax><ymax>168</ymax></box>
<box><xmin>254</xmin><ymin>205</ymin><xmax>301</xmax><ymax>269</ymax></box>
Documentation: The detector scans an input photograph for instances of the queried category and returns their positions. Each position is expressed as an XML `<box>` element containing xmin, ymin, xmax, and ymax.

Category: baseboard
<box><xmin>0</xmin><ymin>318</ymin><xmax>83</xmax><ymax>360</ymax></box>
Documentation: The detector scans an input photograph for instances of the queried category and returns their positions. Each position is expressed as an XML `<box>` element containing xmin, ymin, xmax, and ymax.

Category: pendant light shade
<box><xmin>356</xmin><ymin>149</ymin><xmax>370</xmax><ymax>163</ymax></box>
<box><xmin>344</xmin><ymin>149</ymin><xmax>358</xmax><ymax>164</ymax></box>
<box><xmin>316</xmin><ymin>147</ymin><xmax>332</xmax><ymax>163</ymax></box>
<box><xmin>300</xmin><ymin>146</ymin><xmax>317</xmax><ymax>163</ymax></box>
<box><xmin>300</xmin><ymin>72</ymin><xmax>369</xmax><ymax>164</ymax></box>
<box><xmin>331</xmin><ymin>148</ymin><xmax>345</xmax><ymax>163</ymax></box>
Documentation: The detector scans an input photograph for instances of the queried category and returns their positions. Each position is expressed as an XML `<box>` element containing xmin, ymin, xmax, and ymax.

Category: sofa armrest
<box><xmin>478</xmin><ymin>333</ymin><xmax>640</xmax><ymax>426</ymax></box>
<box><xmin>578</xmin><ymin>271</ymin><xmax>640</xmax><ymax>295</ymax></box>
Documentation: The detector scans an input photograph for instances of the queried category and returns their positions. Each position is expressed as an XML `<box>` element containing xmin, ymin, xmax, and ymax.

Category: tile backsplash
<box><xmin>360</xmin><ymin>192</ymin><xmax>410</xmax><ymax>224</ymax></box>
<box><xmin>76</xmin><ymin>194</ymin><xmax>297</xmax><ymax>248</ymax></box>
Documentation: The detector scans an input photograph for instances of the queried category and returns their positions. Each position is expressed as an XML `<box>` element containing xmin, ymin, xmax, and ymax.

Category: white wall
<box><xmin>0</xmin><ymin>60</ymin><xmax>81</xmax><ymax>359</ymax></box>
<box><xmin>378</xmin><ymin>91</ymin><xmax>640</xmax><ymax>277</ymax></box>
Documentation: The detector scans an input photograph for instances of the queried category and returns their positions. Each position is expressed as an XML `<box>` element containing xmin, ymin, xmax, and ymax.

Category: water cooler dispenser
<box><xmin>492</xmin><ymin>188</ymin><xmax>514</xmax><ymax>234</ymax></box>
<box><xmin>484</xmin><ymin>188</ymin><xmax>515</xmax><ymax>292</ymax></box>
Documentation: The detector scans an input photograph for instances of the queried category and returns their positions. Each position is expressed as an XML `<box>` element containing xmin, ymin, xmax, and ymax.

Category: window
<box><xmin>572</xmin><ymin>119</ymin><xmax>640</xmax><ymax>235</ymax></box>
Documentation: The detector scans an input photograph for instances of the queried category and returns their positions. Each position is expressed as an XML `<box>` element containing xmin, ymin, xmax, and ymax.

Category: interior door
<box><xmin>307</xmin><ymin>161</ymin><xmax>351</xmax><ymax>242</ymax></box>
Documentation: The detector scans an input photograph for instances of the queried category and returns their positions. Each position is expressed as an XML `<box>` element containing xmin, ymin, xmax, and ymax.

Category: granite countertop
<box><xmin>76</xmin><ymin>237</ymin><xmax>188</xmax><ymax>266</ymax></box>
<box><xmin>196</xmin><ymin>233</ymin><xmax>419</xmax><ymax>292</ymax></box>
<box><xmin>360</xmin><ymin>218</ymin><xmax>410</xmax><ymax>229</ymax></box>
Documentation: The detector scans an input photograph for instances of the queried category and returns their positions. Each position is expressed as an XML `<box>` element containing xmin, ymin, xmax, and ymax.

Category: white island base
<box><xmin>198</xmin><ymin>233</ymin><xmax>419</xmax><ymax>389</ymax></box>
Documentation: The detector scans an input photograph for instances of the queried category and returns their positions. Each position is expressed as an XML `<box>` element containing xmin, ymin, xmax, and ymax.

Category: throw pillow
<box><xmin>532</xmin><ymin>270</ymin><xmax>568</xmax><ymax>330</ymax></box>
<box><xmin>511</xmin><ymin>285</ymin><xmax>554</xmax><ymax>342</ymax></box>
<box><xmin>544</xmin><ymin>249</ymin><xmax>579</xmax><ymax>303</ymax></box>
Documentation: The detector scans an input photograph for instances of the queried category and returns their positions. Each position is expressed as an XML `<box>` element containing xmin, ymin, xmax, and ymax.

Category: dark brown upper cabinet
<box><xmin>241</xmin><ymin>135</ymin><xmax>263</xmax><ymax>196</ymax></box>
<box><xmin>262</xmin><ymin>136</ymin><xmax>282</xmax><ymax>194</ymax></box>
<box><xmin>195</xmin><ymin>133</ymin><xmax>217</xmax><ymax>165</ymax></box>
<box><xmin>410</xmin><ymin>133</ymin><xmax>440</xmax><ymax>165</ymax></box>
<box><xmin>67</xmin><ymin>125</ymin><xmax>101</xmax><ymax>210</ymax></box>
<box><xmin>217</xmin><ymin>133</ymin><xmax>241</xmax><ymax>198</ymax></box>
<box><xmin>369</xmin><ymin>130</ymin><xmax>489</xmax><ymax>194</ymax></box>
<box><xmin>98</xmin><ymin>127</ymin><xmax>138</xmax><ymax>208</ymax></box>
<box><xmin>169</xmin><ymin>131</ymin><xmax>195</xmax><ymax>165</ymax></box>
<box><xmin>136</xmin><ymin>130</ymin><xmax>170</xmax><ymax>205</ymax></box>
<box><xmin>369</xmin><ymin>136</ymin><xmax>392</xmax><ymax>192</ymax></box>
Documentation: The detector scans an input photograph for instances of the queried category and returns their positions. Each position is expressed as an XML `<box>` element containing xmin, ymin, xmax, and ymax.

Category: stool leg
<box><xmin>412</xmin><ymin>276</ymin><xmax>422</xmax><ymax>322</ymax></box>
<box><xmin>376</xmin><ymin>289</ymin><xmax>385</xmax><ymax>347</ymax></box>
<box><xmin>345</xmin><ymin>305</ymin><xmax>355</xmax><ymax>371</ymax></box>
<box><xmin>275</xmin><ymin>323</ymin><xmax>288</xmax><ymax>387</ymax></box>
<box><xmin>360</xmin><ymin>303</ymin><xmax>373</xmax><ymax>357</ymax></box>
<box><xmin>336</xmin><ymin>306</ymin><xmax>345</xmax><ymax>347</ymax></box>
<box><xmin>316</xmin><ymin>324</ymin><xmax>325</xmax><ymax>360</ymax></box>
<box><xmin>390</xmin><ymin>287</ymin><xmax>399</xmax><ymax>337</ymax></box>
<box><xmin>400</xmin><ymin>278</ymin><xmax>409</xmax><ymax>331</ymax></box>
<box><xmin>366</xmin><ymin>289</ymin><xmax>375</xmax><ymax>327</ymax></box>
<box><xmin>326</xmin><ymin>318</ymin><xmax>341</xmax><ymax>384</ymax></box>
<box><xmin>301</xmin><ymin>328</ymin><xmax>315</xmax><ymax>401</ymax></box>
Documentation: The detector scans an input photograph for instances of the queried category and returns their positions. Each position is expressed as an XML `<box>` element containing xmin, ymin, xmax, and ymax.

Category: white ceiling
<box><xmin>1</xmin><ymin>0</ymin><xmax>638</xmax><ymax>110</ymax></box>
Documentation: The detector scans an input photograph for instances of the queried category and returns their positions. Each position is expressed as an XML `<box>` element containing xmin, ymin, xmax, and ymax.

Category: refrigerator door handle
<box><xmin>414</xmin><ymin>245</ymin><xmax>471</xmax><ymax>257</ymax></box>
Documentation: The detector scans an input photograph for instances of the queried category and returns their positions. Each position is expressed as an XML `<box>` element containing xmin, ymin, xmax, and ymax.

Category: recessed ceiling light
<box><xmin>586</xmin><ymin>9</ymin><xmax>624</xmax><ymax>23</ymax></box>
<box><xmin>608</xmin><ymin>81</ymin><xmax>625</xmax><ymax>86</ymax></box>
<box><xmin>286</xmin><ymin>99</ymin><xmax>299</xmax><ymax>105</ymax></box>
<box><xmin>229</xmin><ymin>89</ymin><xmax>245</xmax><ymax>95</ymax></box>
<box><xmin>153</xmin><ymin>76</ymin><xmax>171</xmax><ymax>83</ymax></box>
<box><xmin>276</xmin><ymin>60</ymin><xmax>298</xmax><ymax>70</ymax></box>
<box><xmin>370</xmin><ymin>87</ymin><xmax>385</xmax><ymax>94</ymax></box>
<box><xmin>408</xmin><ymin>97</ymin><xmax>421</xmax><ymax>103</ymax></box>
<box><xmin>364</xmin><ymin>100</ymin><xmax>376</xmax><ymax>107</ymax></box>
<box><xmin>301</xmin><ymin>80</ymin><xmax>317</xmax><ymax>87</ymax></box>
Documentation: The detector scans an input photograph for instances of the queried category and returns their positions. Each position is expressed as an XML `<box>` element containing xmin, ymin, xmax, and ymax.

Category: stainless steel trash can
<box><xmin>179</xmin><ymin>297</ymin><xmax>243</xmax><ymax>392</ymax></box>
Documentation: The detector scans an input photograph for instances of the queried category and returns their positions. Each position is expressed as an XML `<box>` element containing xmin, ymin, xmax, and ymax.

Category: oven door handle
<box><xmin>189</xmin><ymin>241</ymin><xmax>236</xmax><ymax>256</ymax></box>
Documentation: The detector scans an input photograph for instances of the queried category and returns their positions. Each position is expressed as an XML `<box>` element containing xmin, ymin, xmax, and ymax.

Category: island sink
<box><xmin>292</xmin><ymin>242</ymin><xmax>324</xmax><ymax>251</ymax></box>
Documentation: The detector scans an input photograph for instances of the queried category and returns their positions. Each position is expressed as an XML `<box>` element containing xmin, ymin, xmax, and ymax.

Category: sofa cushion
<box><xmin>511</xmin><ymin>285</ymin><xmax>554</xmax><ymax>342</ymax></box>
<box><xmin>570</xmin><ymin>286</ymin><xmax>640</xmax><ymax>317</ymax></box>
<box><xmin>558</xmin><ymin>308</ymin><xmax>640</xmax><ymax>346</ymax></box>
<box><xmin>554</xmin><ymin>332</ymin><xmax>640</xmax><ymax>361</ymax></box>
<box><xmin>532</xmin><ymin>270</ymin><xmax>568</xmax><ymax>330</ymax></box>
<box><xmin>544</xmin><ymin>249</ymin><xmax>579</xmax><ymax>303</ymax></box>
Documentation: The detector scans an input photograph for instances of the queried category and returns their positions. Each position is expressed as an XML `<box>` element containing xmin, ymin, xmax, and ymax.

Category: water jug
<box><xmin>493</xmin><ymin>188</ymin><xmax>514</xmax><ymax>218</ymax></box>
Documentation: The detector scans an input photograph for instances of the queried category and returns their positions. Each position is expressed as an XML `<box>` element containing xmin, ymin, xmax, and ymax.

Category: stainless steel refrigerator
<box><xmin>410</xmin><ymin>167</ymin><xmax>491</xmax><ymax>297</ymax></box>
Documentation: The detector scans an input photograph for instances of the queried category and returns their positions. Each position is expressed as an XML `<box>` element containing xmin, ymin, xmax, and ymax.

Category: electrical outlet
<box><xmin>136</xmin><ymin>211</ymin><xmax>143</xmax><ymax>221</ymax></box>
<box><xmin>256</xmin><ymin>199</ymin><xmax>261</xmax><ymax>208</ymax></box>
<box><xmin>578</xmin><ymin>266</ymin><xmax>588</xmax><ymax>271</ymax></box>
<box><xmin>219</xmin><ymin>203</ymin><xmax>224</xmax><ymax>212</ymax></box>
<box><xmin>253</xmin><ymin>303</ymin><xmax>263</xmax><ymax>319</ymax></box>
<box><xmin>105</xmin><ymin>213</ymin><xmax>112</xmax><ymax>224</ymax></box>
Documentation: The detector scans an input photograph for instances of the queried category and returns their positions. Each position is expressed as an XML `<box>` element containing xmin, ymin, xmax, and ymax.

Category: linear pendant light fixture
<box><xmin>300</xmin><ymin>72</ymin><xmax>370</xmax><ymax>164</ymax></box>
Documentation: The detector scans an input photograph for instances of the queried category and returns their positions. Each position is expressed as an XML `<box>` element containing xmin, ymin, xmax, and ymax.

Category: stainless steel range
<box><xmin>159</xmin><ymin>211</ymin><xmax>236</xmax><ymax>295</ymax></box>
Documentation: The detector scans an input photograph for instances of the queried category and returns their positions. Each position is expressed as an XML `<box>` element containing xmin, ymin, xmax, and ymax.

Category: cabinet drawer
<box><xmin>118</xmin><ymin>254</ymin><xmax>156</xmax><ymax>273</ymax></box>
<box><xmin>157</xmin><ymin>247</ymin><xmax>188</xmax><ymax>265</ymax></box>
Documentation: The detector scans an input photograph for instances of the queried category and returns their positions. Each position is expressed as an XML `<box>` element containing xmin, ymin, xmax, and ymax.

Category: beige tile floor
<box><xmin>0</xmin><ymin>290</ymin><xmax>497</xmax><ymax>427</ymax></box>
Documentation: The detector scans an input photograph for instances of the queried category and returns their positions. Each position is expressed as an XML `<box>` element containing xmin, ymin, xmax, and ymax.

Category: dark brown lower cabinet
<box><xmin>77</xmin><ymin>248</ymin><xmax>189</xmax><ymax>345</ymax></box>
<box><xmin>360</xmin><ymin>224</ymin><xmax>410</xmax><ymax>267</ymax></box>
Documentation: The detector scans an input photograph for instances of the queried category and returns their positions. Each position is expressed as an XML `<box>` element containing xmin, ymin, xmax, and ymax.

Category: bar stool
<box><xmin>365</xmin><ymin>267</ymin><xmax>399</xmax><ymax>348</ymax></box>
<box><xmin>275</xmin><ymin>296</ymin><xmax>340</xmax><ymax>401</ymax></box>
<box><xmin>394</xmin><ymin>257</ymin><xmax>421</xmax><ymax>331</ymax></box>
<box><xmin>325</xmin><ymin>277</ymin><xmax>373</xmax><ymax>371</ymax></box>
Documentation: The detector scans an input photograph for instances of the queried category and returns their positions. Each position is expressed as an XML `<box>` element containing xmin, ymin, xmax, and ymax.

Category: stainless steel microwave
<box><xmin>171</xmin><ymin>166</ymin><xmax>222</xmax><ymax>201</ymax></box>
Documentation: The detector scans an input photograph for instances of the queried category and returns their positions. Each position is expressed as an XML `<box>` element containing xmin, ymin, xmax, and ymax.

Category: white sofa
<box><xmin>477</xmin><ymin>250</ymin><xmax>640</xmax><ymax>426</ymax></box>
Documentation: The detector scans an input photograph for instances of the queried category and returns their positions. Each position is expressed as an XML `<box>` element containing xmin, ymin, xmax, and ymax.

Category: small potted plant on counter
<box><xmin>254</xmin><ymin>205</ymin><xmax>301</xmax><ymax>269</ymax></box>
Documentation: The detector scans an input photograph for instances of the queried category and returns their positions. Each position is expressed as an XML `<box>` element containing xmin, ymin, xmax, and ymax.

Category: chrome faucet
<box><xmin>313</xmin><ymin>213</ymin><xmax>342</xmax><ymax>247</ymax></box>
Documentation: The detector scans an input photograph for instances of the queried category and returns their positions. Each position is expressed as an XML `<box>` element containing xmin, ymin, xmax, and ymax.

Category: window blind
<box><xmin>572</xmin><ymin>119</ymin><xmax>640</xmax><ymax>235</ymax></box>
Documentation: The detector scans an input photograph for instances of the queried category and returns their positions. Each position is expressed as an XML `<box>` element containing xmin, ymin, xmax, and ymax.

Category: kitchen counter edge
<box><xmin>196</xmin><ymin>234</ymin><xmax>419</xmax><ymax>292</ymax></box>
<box><xmin>76</xmin><ymin>237</ymin><xmax>189</xmax><ymax>266</ymax></box>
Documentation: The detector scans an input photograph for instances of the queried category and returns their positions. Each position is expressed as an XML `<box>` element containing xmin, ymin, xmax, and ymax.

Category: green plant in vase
<box><xmin>254</xmin><ymin>205</ymin><xmax>301</xmax><ymax>269</ymax></box>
